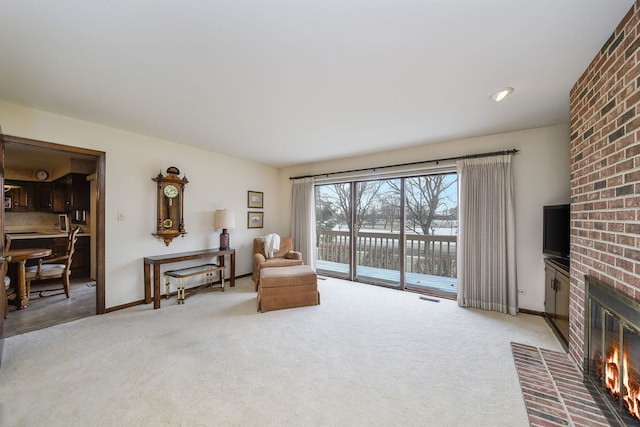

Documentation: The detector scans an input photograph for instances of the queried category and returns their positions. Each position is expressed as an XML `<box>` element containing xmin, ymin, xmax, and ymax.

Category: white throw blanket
<box><xmin>263</xmin><ymin>233</ymin><xmax>280</xmax><ymax>258</ymax></box>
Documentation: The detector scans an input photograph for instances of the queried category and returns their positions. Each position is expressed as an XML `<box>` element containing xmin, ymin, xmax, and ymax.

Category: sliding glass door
<box><xmin>354</xmin><ymin>179</ymin><xmax>402</xmax><ymax>287</ymax></box>
<box><xmin>404</xmin><ymin>174</ymin><xmax>458</xmax><ymax>296</ymax></box>
<box><xmin>315</xmin><ymin>172</ymin><xmax>458</xmax><ymax>296</ymax></box>
<box><xmin>315</xmin><ymin>183</ymin><xmax>351</xmax><ymax>279</ymax></box>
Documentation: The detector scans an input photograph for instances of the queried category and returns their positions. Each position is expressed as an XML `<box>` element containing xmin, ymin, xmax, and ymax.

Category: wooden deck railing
<box><xmin>317</xmin><ymin>230</ymin><xmax>457</xmax><ymax>277</ymax></box>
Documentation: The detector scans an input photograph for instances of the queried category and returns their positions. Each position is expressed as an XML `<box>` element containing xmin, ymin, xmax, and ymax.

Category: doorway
<box><xmin>2</xmin><ymin>135</ymin><xmax>105</xmax><ymax>336</ymax></box>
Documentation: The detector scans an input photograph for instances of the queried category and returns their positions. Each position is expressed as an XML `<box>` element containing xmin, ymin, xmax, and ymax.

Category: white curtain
<box><xmin>456</xmin><ymin>154</ymin><xmax>517</xmax><ymax>315</ymax></box>
<box><xmin>291</xmin><ymin>177</ymin><xmax>316</xmax><ymax>270</ymax></box>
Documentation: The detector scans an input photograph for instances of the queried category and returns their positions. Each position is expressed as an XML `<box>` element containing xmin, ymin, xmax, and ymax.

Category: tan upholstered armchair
<box><xmin>252</xmin><ymin>236</ymin><xmax>303</xmax><ymax>290</ymax></box>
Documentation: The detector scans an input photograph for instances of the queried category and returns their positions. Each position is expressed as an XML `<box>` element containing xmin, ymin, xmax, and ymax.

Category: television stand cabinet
<box><xmin>544</xmin><ymin>257</ymin><xmax>569</xmax><ymax>349</ymax></box>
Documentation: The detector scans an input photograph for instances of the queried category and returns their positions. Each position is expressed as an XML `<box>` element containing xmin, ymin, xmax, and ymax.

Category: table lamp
<box><xmin>214</xmin><ymin>209</ymin><xmax>235</xmax><ymax>250</ymax></box>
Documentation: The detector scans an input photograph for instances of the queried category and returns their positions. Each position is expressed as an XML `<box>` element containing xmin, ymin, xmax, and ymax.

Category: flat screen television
<box><xmin>543</xmin><ymin>204</ymin><xmax>570</xmax><ymax>259</ymax></box>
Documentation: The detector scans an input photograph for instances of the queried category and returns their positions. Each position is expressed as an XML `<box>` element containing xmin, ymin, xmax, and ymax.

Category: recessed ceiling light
<box><xmin>490</xmin><ymin>87</ymin><xmax>514</xmax><ymax>102</ymax></box>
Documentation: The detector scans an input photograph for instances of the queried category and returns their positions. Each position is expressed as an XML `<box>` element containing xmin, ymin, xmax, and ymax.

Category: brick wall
<box><xmin>569</xmin><ymin>2</ymin><xmax>640</xmax><ymax>366</ymax></box>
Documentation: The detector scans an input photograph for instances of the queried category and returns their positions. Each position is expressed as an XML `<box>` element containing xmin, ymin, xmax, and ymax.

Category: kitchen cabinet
<box><xmin>544</xmin><ymin>257</ymin><xmax>570</xmax><ymax>348</ymax></box>
<box><xmin>4</xmin><ymin>180</ymin><xmax>36</xmax><ymax>211</ymax></box>
<box><xmin>53</xmin><ymin>173</ymin><xmax>90</xmax><ymax>212</ymax></box>
<box><xmin>5</xmin><ymin>175</ymin><xmax>89</xmax><ymax>213</ymax></box>
<box><xmin>36</xmin><ymin>182</ymin><xmax>54</xmax><ymax>211</ymax></box>
<box><xmin>72</xmin><ymin>236</ymin><xmax>90</xmax><ymax>278</ymax></box>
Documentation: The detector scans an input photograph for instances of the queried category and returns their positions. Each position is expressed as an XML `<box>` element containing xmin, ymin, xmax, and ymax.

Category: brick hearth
<box><xmin>511</xmin><ymin>342</ymin><xmax>613</xmax><ymax>426</ymax></box>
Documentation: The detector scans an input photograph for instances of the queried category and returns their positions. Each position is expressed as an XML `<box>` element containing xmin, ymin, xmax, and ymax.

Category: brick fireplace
<box><xmin>584</xmin><ymin>275</ymin><xmax>640</xmax><ymax>424</ymax></box>
<box><xmin>569</xmin><ymin>0</ymin><xmax>640</xmax><ymax>371</ymax></box>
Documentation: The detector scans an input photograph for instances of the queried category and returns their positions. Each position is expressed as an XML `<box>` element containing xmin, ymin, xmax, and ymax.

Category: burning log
<box><xmin>606</xmin><ymin>352</ymin><xmax>621</xmax><ymax>398</ymax></box>
<box><xmin>604</xmin><ymin>346</ymin><xmax>640</xmax><ymax>420</ymax></box>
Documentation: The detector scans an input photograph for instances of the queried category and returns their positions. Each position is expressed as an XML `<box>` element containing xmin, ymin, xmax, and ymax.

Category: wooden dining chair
<box><xmin>25</xmin><ymin>227</ymin><xmax>80</xmax><ymax>299</ymax></box>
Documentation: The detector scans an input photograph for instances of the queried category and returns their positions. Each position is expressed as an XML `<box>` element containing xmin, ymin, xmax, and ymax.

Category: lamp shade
<box><xmin>214</xmin><ymin>209</ymin><xmax>235</xmax><ymax>230</ymax></box>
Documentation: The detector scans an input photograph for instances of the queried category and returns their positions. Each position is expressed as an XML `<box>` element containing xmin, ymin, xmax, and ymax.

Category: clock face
<box><xmin>163</xmin><ymin>184</ymin><xmax>179</xmax><ymax>198</ymax></box>
<box><xmin>35</xmin><ymin>169</ymin><xmax>49</xmax><ymax>181</ymax></box>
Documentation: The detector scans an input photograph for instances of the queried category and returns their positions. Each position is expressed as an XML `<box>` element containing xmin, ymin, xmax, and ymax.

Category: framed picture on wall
<box><xmin>248</xmin><ymin>191</ymin><xmax>263</xmax><ymax>208</ymax></box>
<box><xmin>248</xmin><ymin>211</ymin><xmax>264</xmax><ymax>228</ymax></box>
<box><xmin>58</xmin><ymin>214</ymin><xmax>69</xmax><ymax>233</ymax></box>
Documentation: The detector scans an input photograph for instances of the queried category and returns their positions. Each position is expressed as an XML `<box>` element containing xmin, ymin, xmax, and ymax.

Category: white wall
<box><xmin>278</xmin><ymin>124</ymin><xmax>571</xmax><ymax>312</ymax></box>
<box><xmin>0</xmin><ymin>98</ymin><xmax>570</xmax><ymax>311</ymax></box>
<box><xmin>0</xmin><ymin>100</ymin><xmax>280</xmax><ymax>308</ymax></box>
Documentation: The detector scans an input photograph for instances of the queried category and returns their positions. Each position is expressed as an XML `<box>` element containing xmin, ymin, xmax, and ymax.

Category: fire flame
<box><xmin>605</xmin><ymin>347</ymin><xmax>640</xmax><ymax>420</ymax></box>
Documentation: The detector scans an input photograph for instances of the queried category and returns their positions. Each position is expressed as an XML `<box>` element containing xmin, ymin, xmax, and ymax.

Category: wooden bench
<box><xmin>164</xmin><ymin>263</ymin><xmax>225</xmax><ymax>304</ymax></box>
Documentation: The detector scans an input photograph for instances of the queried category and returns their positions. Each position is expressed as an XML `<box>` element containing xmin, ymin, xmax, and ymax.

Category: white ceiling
<box><xmin>0</xmin><ymin>1</ymin><xmax>634</xmax><ymax>167</ymax></box>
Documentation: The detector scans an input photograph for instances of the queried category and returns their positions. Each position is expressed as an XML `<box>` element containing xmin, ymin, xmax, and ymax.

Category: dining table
<box><xmin>7</xmin><ymin>247</ymin><xmax>53</xmax><ymax>309</ymax></box>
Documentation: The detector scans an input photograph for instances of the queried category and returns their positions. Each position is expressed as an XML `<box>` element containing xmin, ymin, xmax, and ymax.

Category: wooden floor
<box><xmin>316</xmin><ymin>260</ymin><xmax>457</xmax><ymax>297</ymax></box>
<box><xmin>4</xmin><ymin>278</ymin><xmax>96</xmax><ymax>338</ymax></box>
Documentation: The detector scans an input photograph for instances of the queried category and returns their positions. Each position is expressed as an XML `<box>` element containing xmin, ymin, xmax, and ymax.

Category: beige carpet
<box><xmin>0</xmin><ymin>276</ymin><xmax>563</xmax><ymax>426</ymax></box>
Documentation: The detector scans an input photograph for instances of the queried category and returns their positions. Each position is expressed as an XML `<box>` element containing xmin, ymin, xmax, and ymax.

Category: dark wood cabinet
<box><xmin>53</xmin><ymin>173</ymin><xmax>90</xmax><ymax>212</ymax></box>
<box><xmin>4</xmin><ymin>180</ymin><xmax>36</xmax><ymax>211</ymax></box>
<box><xmin>5</xmin><ymin>175</ymin><xmax>89</xmax><ymax>213</ymax></box>
<box><xmin>72</xmin><ymin>236</ymin><xmax>90</xmax><ymax>278</ymax></box>
<box><xmin>544</xmin><ymin>258</ymin><xmax>570</xmax><ymax>348</ymax></box>
<box><xmin>36</xmin><ymin>182</ymin><xmax>54</xmax><ymax>211</ymax></box>
<box><xmin>52</xmin><ymin>181</ymin><xmax>66</xmax><ymax>212</ymax></box>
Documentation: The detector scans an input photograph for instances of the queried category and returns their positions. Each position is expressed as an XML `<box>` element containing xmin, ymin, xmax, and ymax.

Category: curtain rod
<box><xmin>289</xmin><ymin>149</ymin><xmax>519</xmax><ymax>180</ymax></box>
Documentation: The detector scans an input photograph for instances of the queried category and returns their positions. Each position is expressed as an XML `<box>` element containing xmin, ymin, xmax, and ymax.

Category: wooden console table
<box><xmin>144</xmin><ymin>248</ymin><xmax>235</xmax><ymax>309</ymax></box>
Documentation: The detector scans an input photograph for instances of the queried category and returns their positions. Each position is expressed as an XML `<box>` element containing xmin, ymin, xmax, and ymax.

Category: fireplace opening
<box><xmin>585</xmin><ymin>275</ymin><xmax>640</xmax><ymax>426</ymax></box>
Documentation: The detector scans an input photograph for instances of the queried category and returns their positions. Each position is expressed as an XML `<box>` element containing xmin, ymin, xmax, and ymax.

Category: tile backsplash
<box><xmin>4</xmin><ymin>211</ymin><xmax>87</xmax><ymax>232</ymax></box>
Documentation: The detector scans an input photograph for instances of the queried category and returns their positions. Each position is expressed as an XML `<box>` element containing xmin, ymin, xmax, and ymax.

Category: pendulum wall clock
<box><xmin>152</xmin><ymin>166</ymin><xmax>188</xmax><ymax>246</ymax></box>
